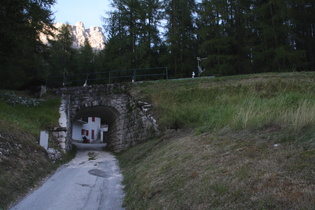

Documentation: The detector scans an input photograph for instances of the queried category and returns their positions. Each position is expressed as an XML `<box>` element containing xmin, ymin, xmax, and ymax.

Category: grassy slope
<box><xmin>119</xmin><ymin>72</ymin><xmax>315</xmax><ymax>209</ymax></box>
<box><xmin>0</xmin><ymin>92</ymin><xmax>72</xmax><ymax>209</ymax></box>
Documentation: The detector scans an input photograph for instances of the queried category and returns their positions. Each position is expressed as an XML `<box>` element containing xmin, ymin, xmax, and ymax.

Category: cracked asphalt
<box><xmin>10</xmin><ymin>143</ymin><xmax>125</xmax><ymax>210</ymax></box>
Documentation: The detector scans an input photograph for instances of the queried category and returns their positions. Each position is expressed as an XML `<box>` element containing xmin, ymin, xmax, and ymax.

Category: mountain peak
<box><xmin>40</xmin><ymin>22</ymin><xmax>106</xmax><ymax>51</ymax></box>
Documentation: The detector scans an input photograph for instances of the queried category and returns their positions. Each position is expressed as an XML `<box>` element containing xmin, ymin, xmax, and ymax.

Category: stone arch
<box><xmin>53</xmin><ymin>84</ymin><xmax>158</xmax><ymax>152</ymax></box>
<box><xmin>72</xmin><ymin>106</ymin><xmax>121</xmax><ymax>150</ymax></box>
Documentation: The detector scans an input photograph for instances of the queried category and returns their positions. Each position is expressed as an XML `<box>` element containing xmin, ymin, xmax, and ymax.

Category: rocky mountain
<box><xmin>40</xmin><ymin>22</ymin><xmax>106</xmax><ymax>51</ymax></box>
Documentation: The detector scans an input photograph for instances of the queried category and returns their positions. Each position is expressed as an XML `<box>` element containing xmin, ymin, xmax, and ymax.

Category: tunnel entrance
<box><xmin>54</xmin><ymin>84</ymin><xmax>157</xmax><ymax>152</ymax></box>
<box><xmin>71</xmin><ymin>106</ymin><xmax>120</xmax><ymax>146</ymax></box>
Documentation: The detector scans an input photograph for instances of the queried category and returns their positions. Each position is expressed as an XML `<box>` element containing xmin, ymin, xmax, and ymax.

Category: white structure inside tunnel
<box><xmin>72</xmin><ymin>117</ymin><xmax>108</xmax><ymax>142</ymax></box>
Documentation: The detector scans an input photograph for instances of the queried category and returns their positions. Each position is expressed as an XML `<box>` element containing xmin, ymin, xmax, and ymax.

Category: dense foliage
<box><xmin>0</xmin><ymin>0</ymin><xmax>56</xmax><ymax>89</ymax></box>
<box><xmin>0</xmin><ymin>0</ymin><xmax>314</xmax><ymax>89</ymax></box>
<box><xmin>105</xmin><ymin>0</ymin><xmax>315</xmax><ymax>77</ymax></box>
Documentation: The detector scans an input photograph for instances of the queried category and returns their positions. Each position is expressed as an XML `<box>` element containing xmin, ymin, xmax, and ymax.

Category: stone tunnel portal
<box><xmin>54</xmin><ymin>84</ymin><xmax>158</xmax><ymax>152</ymax></box>
<box><xmin>72</xmin><ymin>106</ymin><xmax>120</xmax><ymax>147</ymax></box>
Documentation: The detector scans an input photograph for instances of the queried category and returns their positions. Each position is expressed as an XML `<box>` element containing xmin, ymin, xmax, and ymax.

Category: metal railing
<box><xmin>47</xmin><ymin>67</ymin><xmax>168</xmax><ymax>87</ymax></box>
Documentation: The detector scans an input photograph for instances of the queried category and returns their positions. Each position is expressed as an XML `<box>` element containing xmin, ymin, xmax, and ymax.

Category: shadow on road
<box><xmin>72</xmin><ymin>142</ymin><xmax>107</xmax><ymax>151</ymax></box>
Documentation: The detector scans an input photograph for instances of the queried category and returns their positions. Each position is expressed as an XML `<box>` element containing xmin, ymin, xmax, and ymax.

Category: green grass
<box><xmin>0</xmin><ymin>95</ymin><xmax>60</xmax><ymax>136</ymax></box>
<box><xmin>120</xmin><ymin>72</ymin><xmax>315</xmax><ymax>209</ymax></box>
<box><xmin>133</xmin><ymin>72</ymin><xmax>315</xmax><ymax>136</ymax></box>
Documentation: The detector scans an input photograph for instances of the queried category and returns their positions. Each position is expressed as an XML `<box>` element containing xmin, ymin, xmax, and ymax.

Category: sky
<box><xmin>52</xmin><ymin>0</ymin><xmax>112</xmax><ymax>29</ymax></box>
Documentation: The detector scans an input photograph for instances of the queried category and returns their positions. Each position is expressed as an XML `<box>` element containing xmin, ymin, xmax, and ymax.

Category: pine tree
<box><xmin>197</xmin><ymin>0</ymin><xmax>241</xmax><ymax>76</ymax></box>
<box><xmin>0</xmin><ymin>0</ymin><xmax>55</xmax><ymax>89</ymax></box>
<box><xmin>137</xmin><ymin>0</ymin><xmax>163</xmax><ymax>68</ymax></box>
<box><xmin>47</xmin><ymin>24</ymin><xmax>77</xmax><ymax>85</ymax></box>
<box><xmin>251</xmin><ymin>0</ymin><xmax>302</xmax><ymax>72</ymax></box>
<box><xmin>288</xmin><ymin>0</ymin><xmax>315</xmax><ymax>71</ymax></box>
<box><xmin>104</xmin><ymin>0</ymin><xmax>163</xmax><ymax>74</ymax></box>
<box><xmin>104</xmin><ymin>0</ymin><xmax>139</xmax><ymax>71</ymax></box>
<box><xmin>75</xmin><ymin>38</ymin><xmax>96</xmax><ymax>84</ymax></box>
<box><xmin>163</xmin><ymin>0</ymin><xmax>197</xmax><ymax>78</ymax></box>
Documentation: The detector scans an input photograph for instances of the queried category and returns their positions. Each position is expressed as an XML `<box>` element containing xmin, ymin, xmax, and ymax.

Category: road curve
<box><xmin>10</xmin><ymin>143</ymin><xmax>125</xmax><ymax>210</ymax></box>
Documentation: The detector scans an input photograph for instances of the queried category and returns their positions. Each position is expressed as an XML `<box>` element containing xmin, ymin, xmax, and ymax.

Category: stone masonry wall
<box><xmin>52</xmin><ymin>84</ymin><xmax>158</xmax><ymax>152</ymax></box>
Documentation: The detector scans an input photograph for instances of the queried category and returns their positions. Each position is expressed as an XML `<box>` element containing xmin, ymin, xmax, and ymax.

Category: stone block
<box><xmin>40</xmin><ymin>131</ymin><xmax>49</xmax><ymax>150</ymax></box>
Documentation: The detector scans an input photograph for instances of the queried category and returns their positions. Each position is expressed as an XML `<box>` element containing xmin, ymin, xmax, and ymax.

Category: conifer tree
<box><xmin>47</xmin><ymin>24</ymin><xmax>77</xmax><ymax>85</ymax></box>
<box><xmin>197</xmin><ymin>0</ymin><xmax>253</xmax><ymax>76</ymax></box>
<box><xmin>104</xmin><ymin>0</ymin><xmax>163</xmax><ymax>72</ymax></box>
<box><xmin>288</xmin><ymin>0</ymin><xmax>315</xmax><ymax>71</ymax></box>
<box><xmin>251</xmin><ymin>0</ymin><xmax>290</xmax><ymax>72</ymax></box>
<box><xmin>75</xmin><ymin>38</ymin><xmax>96</xmax><ymax>84</ymax></box>
<box><xmin>163</xmin><ymin>0</ymin><xmax>197</xmax><ymax>78</ymax></box>
<box><xmin>0</xmin><ymin>0</ymin><xmax>55</xmax><ymax>89</ymax></box>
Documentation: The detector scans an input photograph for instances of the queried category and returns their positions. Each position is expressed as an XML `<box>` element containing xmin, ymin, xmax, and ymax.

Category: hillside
<box><xmin>119</xmin><ymin>72</ymin><xmax>315</xmax><ymax>209</ymax></box>
<box><xmin>1</xmin><ymin>72</ymin><xmax>314</xmax><ymax>209</ymax></box>
<box><xmin>0</xmin><ymin>92</ymin><xmax>74</xmax><ymax>209</ymax></box>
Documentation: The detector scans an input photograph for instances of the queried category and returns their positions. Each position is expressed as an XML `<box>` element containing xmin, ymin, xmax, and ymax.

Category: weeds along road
<box><xmin>10</xmin><ymin>143</ymin><xmax>125</xmax><ymax>210</ymax></box>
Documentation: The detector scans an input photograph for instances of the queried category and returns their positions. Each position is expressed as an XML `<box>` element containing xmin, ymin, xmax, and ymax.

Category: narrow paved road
<box><xmin>10</xmin><ymin>143</ymin><xmax>125</xmax><ymax>210</ymax></box>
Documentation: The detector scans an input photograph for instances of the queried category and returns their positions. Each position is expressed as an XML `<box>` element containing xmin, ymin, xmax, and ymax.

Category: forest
<box><xmin>0</xmin><ymin>0</ymin><xmax>314</xmax><ymax>89</ymax></box>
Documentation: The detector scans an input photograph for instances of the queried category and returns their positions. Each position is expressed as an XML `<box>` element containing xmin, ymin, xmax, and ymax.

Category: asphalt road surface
<box><xmin>10</xmin><ymin>143</ymin><xmax>125</xmax><ymax>210</ymax></box>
